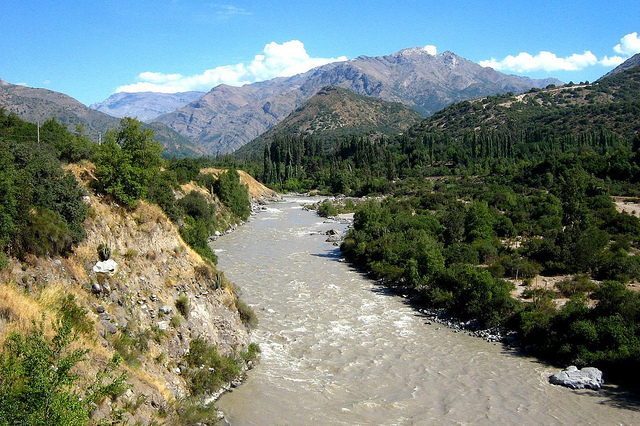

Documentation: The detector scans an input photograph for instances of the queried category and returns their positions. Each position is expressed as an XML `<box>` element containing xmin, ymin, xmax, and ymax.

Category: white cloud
<box><xmin>613</xmin><ymin>32</ymin><xmax>640</xmax><ymax>56</ymax></box>
<box><xmin>480</xmin><ymin>51</ymin><xmax>598</xmax><ymax>72</ymax></box>
<box><xmin>423</xmin><ymin>45</ymin><xmax>437</xmax><ymax>56</ymax></box>
<box><xmin>481</xmin><ymin>32</ymin><xmax>640</xmax><ymax>75</ymax></box>
<box><xmin>116</xmin><ymin>40</ymin><xmax>347</xmax><ymax>94</ymax></box>
<box><xmin>600</xmin><ymin>55</ymin><xmax>626</xmax><ymax>67</ymax></box>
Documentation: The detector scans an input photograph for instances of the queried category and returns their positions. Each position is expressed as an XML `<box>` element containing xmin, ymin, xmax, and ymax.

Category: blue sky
<box><xmin>1</xmin><ymin>0</ymin><xmax>639</xmax><ymax>105</ymax></box>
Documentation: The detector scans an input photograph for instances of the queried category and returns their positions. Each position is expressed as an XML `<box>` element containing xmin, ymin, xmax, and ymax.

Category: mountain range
<box><xmin>235</xmin><ymin>85</ymin><xmax>424</xmax><ymax>158</ymax></box>
<box><xmin>90</xmin><ymin>91</ymin><xmax>205</xmax><ymax>122</ymax></box>
<box><xmin>2</xmin><ymin>47</ymin><xmax>564</xmax><ymax>157</ymax></box>
<box><xmin>151</xmin><ymin>48</ymin><xmax>562</xmax><ymax>154</ymax></box>
<box><xmin>0</xmin><ymin>78</ymin><xmax>208</xmax><ymax>158</ymax></box>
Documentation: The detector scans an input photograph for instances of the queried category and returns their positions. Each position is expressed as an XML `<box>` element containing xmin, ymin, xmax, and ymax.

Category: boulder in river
<box><xmin>549</xmin><ymin>366</ymin><xmax>603</xmax><ymax>390</ymax></box>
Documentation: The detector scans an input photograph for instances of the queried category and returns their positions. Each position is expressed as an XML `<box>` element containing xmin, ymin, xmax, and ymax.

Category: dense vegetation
<box><xmin>0</xmin><ymin>112</ymin><xmax>251</xmax><ymax>267</ymax></box>
<box><xmin>0</xmin><ymin>111</ymin><xmax>92</xmax><ymax>264</ymax></box>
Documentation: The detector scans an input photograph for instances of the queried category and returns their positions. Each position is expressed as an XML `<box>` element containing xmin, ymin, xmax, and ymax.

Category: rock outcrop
<box><xmin>549</xmin><ymin>366</ymin><xmax>604</xmax><ymax>390</ymax></box>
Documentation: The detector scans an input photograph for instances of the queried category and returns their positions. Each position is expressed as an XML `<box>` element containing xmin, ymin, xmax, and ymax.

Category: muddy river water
<box><xmin>214</xmin><ymin>196</ymin><xmax>640</xmax><ymax>425</ymax></box>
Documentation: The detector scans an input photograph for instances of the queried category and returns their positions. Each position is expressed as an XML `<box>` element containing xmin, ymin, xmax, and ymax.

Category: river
<box><xmin>214</xmin><ymin>197</ymin><xmax>640</xmax><ymax>425</ymax></box>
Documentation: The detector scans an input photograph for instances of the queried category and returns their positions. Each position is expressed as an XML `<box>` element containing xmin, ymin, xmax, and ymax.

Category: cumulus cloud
<box><xmin>116</xmin><ymin>40</ymin><xmax>347</xmax><ymax>93</ymax></box>
<box><xmin>480</xmin><ymin>31</ymin><xmax>640</xmax><ymax>74</ymax></box>
<box><xmin>423</xmin><ymin>45</ymin><xmax>437</xmax><ymax>56</ymax></box>
<box><xmin>614</xmin><ymin>32</ymin><xmax>640</xmax><ymax>56</ymax></box>
<box><xmin>480</xmin><ymin>51</ymin><xmax>598</xmax><ymax>72</ymax></box>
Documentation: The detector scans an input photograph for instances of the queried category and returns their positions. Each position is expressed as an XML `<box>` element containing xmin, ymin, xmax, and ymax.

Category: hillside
<box><xmin>0</xmin><ymin>79</ymin><xmax>208</xmax><ymax>158</ymax></box>
<box><xmin>0</xmin><ymin>161</ymin><xmax>254</xmax><ymax>423</ymax></box>
<box><xmin>90</xmin><ymin>91</ymin><xmax>206</xmax><ymax>122</ymax></box>
<box><xmin>236</xmin><ymin>86</ymin><xmax>424</xmax><ymax>158</ymax></box>
<box><xmin>154</xmin><ymin>48</ymin><xmax>561</xmax><ymax>155</ymax></box>
<box><xmin>408</xmin><ymin>55</ymin><xmax>640</xmax><ymax>145</ymax></box>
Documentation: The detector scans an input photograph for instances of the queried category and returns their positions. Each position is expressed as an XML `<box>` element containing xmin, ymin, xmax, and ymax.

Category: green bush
<box><xmin>556</xmin><ymin>275</ymin><xmax>598</xmax><ymax>297</ymax></box>
<box><xmin>213</xmin><ymin>168</ymin><xmax>250</xmax><ymax>220</ymax></box>
<box><xmin>235</xmin><ymin>298</ymin><xmax>258</xmax><ymax>329</ymax></box>
<box><xmin>58</xmin><ymin>294</ymin><xmax>94</xmax><ymax>335</ymax></box>
<box><xmin>184</xmin><ymin>338</ymin><xmax>242</xmax><ymax>396</ymax></box>
<box><xmin>317</xmin><ymin>201</ymin><xmax>338</xmax><ymax>217</ymax></box>
<box><xmin>0</xmin><ymin>320</ymin><xmax>127</xmax><ymax>425</ymax></box>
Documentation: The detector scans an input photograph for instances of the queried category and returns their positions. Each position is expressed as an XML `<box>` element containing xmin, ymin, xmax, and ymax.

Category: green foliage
<box><xmin>97</xmin><ymin>242</ymin><xmax>111</xmax><ymax>261</ymax></box>
<box><xmin>555</xmin><ymin>275</ymin><xmax>598</xmax><ymax>297</ymax></box>
<box><xmin>317</xmin><ymin>200</ymin><xmax>339</xmax><ymax>218</ymax></box>
<box><xmin>213</xmin><ymin>168</ymin><xmax>251</xmax><ymax>220</ymax></box>
<box><xmin>183</xmin><ymin>338</ymin><xmax>242</xmax><ymax>396</ymax></box>
<box><xmin>93</xmin><ymin>117</ymin><xmax>163</xmax><ymax>208</ymax></box>
<box><xmin>0</xmin><ymin>113</ymin><xmax>88</xmax><ymax>259</ymax></box>
<box><xmin>235</xmin><ymin>297</ymin><xmax>258</xmax><ymax>329</ymax></box>
<box><xmin>113</xmin><ymin>325</ymin><xmax>151</xmax><ymax>368</ymax></box>
<box><xmin>0</xmin><ymin>320</ymin><xmax>127</xmax><ymax>426</ymax></box>
<box><xmin>57</xmin><ymin>294</ymin><xmax>94</xmax><ymax>335</ymax></box>
<box><xmin>178</xmin><ymin>216</ymin><xmax>218</xmax><ymax>264</ymax></box>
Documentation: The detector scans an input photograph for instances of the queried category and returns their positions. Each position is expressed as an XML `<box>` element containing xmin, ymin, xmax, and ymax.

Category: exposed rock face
<box><xmin>90</xmin><ymin>91</ymin><xmax>206</xmax><ymax>122</ymax></box>
<box><xmin>1</xmin><ymin>165</ymin><xmax>253</xmax><ymax>423</ymax></box>
<box><xmin>155</xmin><ymin>48</ymin><xmax>562</xmax><ymax>154</ymax></box>
<box><xmin>549</xmin><ymin>366</ymin><xmax>604</xmax><ymax>390</ymax></box>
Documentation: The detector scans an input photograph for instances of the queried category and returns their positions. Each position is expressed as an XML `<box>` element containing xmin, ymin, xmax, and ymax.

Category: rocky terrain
<box><xmin>90</xmin><ymin>91</ymin><xmax>206</xmax><ymax>122</ymax></box>
<box><xmin>0</xmin><ymin>162</ymin><xmax>254</xmax><ymax>424</ymax></box>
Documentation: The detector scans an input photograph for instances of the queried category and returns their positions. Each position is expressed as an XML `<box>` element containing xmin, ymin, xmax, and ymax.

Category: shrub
<box><xmin>113</xmin><ymin>326</ymin><xmax>151</xmax><ymax>367</ymax></box>
<box><xmin>317</xmin><ymin>201</ymin><xmax>338</xmax><ymax>218</ymax></box>
<box><xmin>0</xmin><ymin>320</ymin><xmax>127</xmax><ymax>425</ymax></box>
<box><xmin>184</xmin><ymin>338</ymin><xmax>242</xmax><ymax>396</ymax></box>
<box><xmin>556</xmin><ymin>275</ymin><xmax>598</xmax><ymax>297</ymax></box>
<box><xmin>58</xmin><ymin>294</ymin><xmax>94</xmax><ymax>335</ymax></box>
<box><xmin>235</xmin><ymin>298</ymin><xmax>258</xmax><ymax>329</ymax></box>
<box><xmin>175</xmin><ymin>296</ymin><xmax>190</xmax><ymax>318</ymax></box>
<box><xmin>97</xmin><ymin>242</ymin><xmax>111</xmax><ymax>261</ymax></box>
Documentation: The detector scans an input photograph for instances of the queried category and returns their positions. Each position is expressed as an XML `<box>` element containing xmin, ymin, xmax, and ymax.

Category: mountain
<box><xmin>0</xmin><ymin>79</ymin><xmax>208</xmax><ymax>158</ymax></box>
<box><xmin>90</xmin><ymin>91</ymin><xmax>205</xmax><ymax>122</ymax></box>
<box><xmin>408</xmin><ymin>54</ymin><xmax>640</xmax><ymax>144</ymax></box>
<box><xmin>235</xmin><ymin>86</ymin><xmax>424</xmax><ymax>158</ymax></box>
<box><xmin>599</xmin><ymin>53</ymin><xmax>640</xmax><ymax>80</ymax></box>
<box><xmin>0</xmin><ymin>78</ymin><xmax>119</xmax><ymax>139</ymax></box>
<box><xmin>155</xmin><ymin>48</ymin><xmax>562</xmax><ymax>155</ymax></box>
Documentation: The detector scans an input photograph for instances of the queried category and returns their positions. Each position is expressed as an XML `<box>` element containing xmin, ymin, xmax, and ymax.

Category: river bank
<box><xmin>213</xmin><ymin>199</ymin><xmax>640</xmax><ymax>425</ymax></box>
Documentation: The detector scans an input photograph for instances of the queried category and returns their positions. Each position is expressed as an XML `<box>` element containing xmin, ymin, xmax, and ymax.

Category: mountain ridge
<box><xmin>90</xmin><ymin>91</ymin><xmax>205</xmax><ymax>122</ymax></box>
<box><xmin>236</xmin><ymin>85</ymin><xmax>424</xmax><ymax>157</ymax></box>
<box><xmin>154</xmin><ymin>48</ymin><xmax>562</xmax><ymax>155</ymax></box>
<box><xmin>0</xmin><ymin>79</ymin><xmax>208</xmax><ymax>158</ymax></box>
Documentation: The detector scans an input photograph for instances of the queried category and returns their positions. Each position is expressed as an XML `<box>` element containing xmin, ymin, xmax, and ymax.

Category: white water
<box><xmin>214</xmin><ymin>198</ymin><xmax>640</xmax><ymax>425</ymax></box>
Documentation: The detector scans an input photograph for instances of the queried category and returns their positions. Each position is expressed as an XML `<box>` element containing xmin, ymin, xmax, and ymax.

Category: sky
<box><xmin>1</xmin><ymin>0</ymin><xmax>639</xmax><ymax>106</ymax></box>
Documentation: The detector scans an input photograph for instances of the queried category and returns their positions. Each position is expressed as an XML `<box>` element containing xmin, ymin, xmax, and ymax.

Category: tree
<box><xmin>93</xmin><ymin>117</ymin><xmax>163</xmax><ymax>207</ymax></box>
<box><xmin>0</xmin><ymin>320</ymin><xmax>127</xmax><ymax>426</ymax></box>
<box><xmin>213</xmin><ymin>168</ymin><xmax>250</xmax><ymax>220</ymax></box>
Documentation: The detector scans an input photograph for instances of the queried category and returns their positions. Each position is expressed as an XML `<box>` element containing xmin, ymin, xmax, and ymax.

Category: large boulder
<box><xmin>549</xmin><ymin>366</ymin><xmax>603</xmax><ymax>390</ymax></box>
<box><xmin>93</xmin><ymin>259</ymin><xmax>118</xmax><ymax>276</ymax></box>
